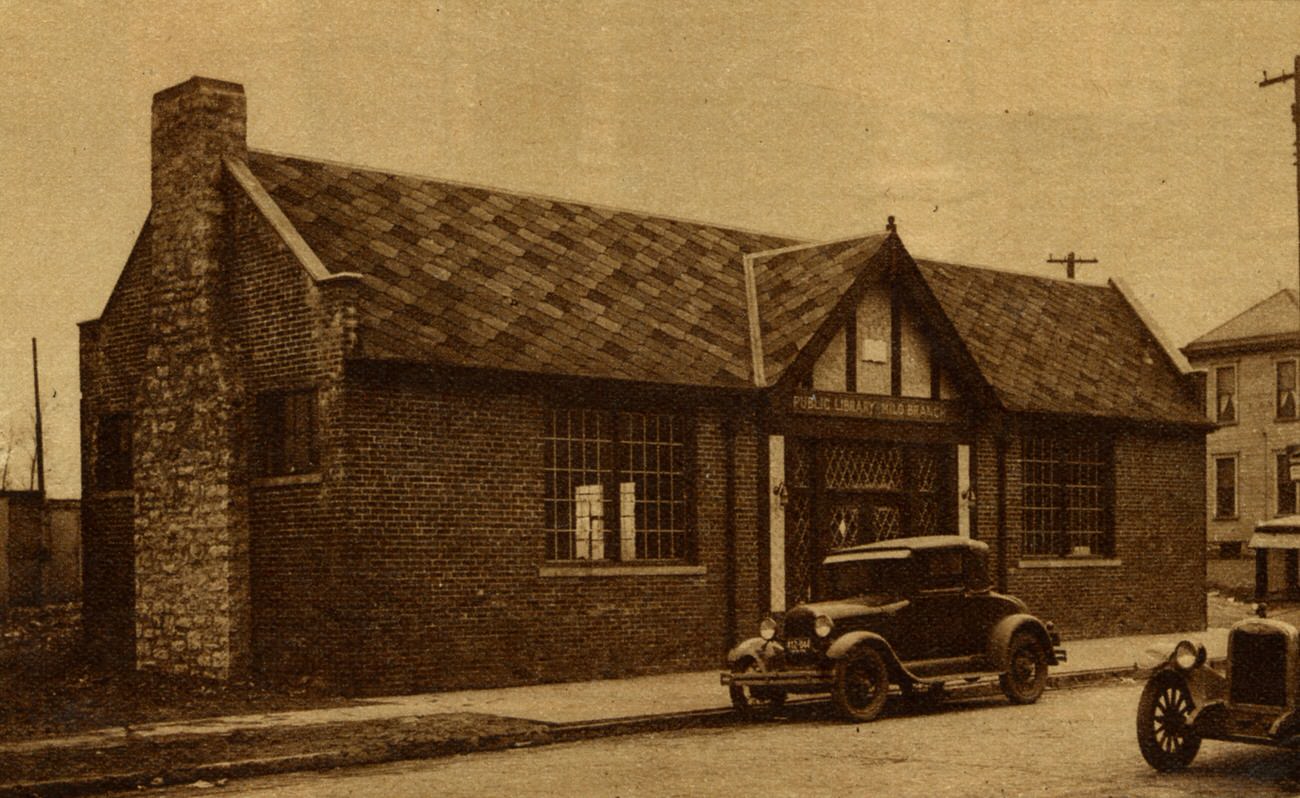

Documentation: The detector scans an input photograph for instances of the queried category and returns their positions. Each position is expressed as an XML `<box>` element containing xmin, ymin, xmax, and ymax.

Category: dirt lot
<box><xmin>0</xmin><ymin>603</ymin><xmax>356</xmax><ymax>742</ymax></box>
<box><xmin>1207</xmin><ymin>554</ymin><xmax>1256</xmax><ymax>602</ymax></box>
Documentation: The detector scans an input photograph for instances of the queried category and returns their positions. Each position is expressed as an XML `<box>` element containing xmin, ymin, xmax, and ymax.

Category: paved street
<box><xmin>136</xmin><ymin>683</ymin><xmax>1300</xmax><ymax>797</ymax></box>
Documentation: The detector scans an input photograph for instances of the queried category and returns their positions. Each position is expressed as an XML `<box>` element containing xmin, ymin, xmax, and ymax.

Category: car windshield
<box><xmin>816</xmin><ymin>553</ymin><xmax>915</xmax><ymax>601</ymax></box>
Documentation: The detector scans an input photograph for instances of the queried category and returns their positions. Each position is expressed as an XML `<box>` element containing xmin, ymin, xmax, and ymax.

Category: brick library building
<box><xmin>80</xmin><ymin>77</ymin><xmax>1210</xmax><ymax>692</ymax></box>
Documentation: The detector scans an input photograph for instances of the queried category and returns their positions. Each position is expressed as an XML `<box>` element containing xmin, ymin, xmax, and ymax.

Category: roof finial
<box><xmin>886</xmin><ymin>215</ymin><xmax>896</xmax><ymax>233</ymax></box>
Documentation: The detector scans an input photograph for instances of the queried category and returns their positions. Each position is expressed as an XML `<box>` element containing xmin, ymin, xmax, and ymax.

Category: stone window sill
<box><xmin>1016</xmin><ymin>558</ymin><xmax>1122</xmax><ymax>569</ymax></box>
<box><xmin>93</xmin><ymin>489</ymin><xmax>133</xmax><ymax>500</ymax></box>
<box><xmin>539</xmin><ymin>564</ymin><xmax>707</xmax><ymax>578</ymax></box>
<box><xmin>252</xmin><ymin>473</ymin><xmax>323</xmax><ymax>489</ymax></box>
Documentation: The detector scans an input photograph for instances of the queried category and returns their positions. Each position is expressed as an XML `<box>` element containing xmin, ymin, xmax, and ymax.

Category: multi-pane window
<box><xmin>1278</xmin><ymin>453</ymin><xmax>1297</xmax><ymax>516</ymax></box>
<box><xmin>96</xmin><ymin>413</ymin><xmax>132</xmax><ymax>491</ymax></box>
<box><xmin>256</xmin><ymin>389</ymin><xmax>319</xmax><ymax>476</ymax></box>
<box><xmin>1279</xmin><ymin>361</ymin><xmax>1297</xmax><ymax>420</ymax></box>
<box><xmin>1021</xmin><ymin>433</ymin><xmax>1111</xmax><ymax>557</ymax></box>
<box><xmin>1215</xmin><ymin>456</ymin><xmax>1237</xmax><ymax>520</ymax></box>
<box><xmin>1215</xmin><ymin>365</ymin><xmax>1237</xmax><ymax>424</ymax></box>
<box><xmin>543</xmin><ymin>408</ymin><xmax>690</xmax><ymax>561</ymax></box>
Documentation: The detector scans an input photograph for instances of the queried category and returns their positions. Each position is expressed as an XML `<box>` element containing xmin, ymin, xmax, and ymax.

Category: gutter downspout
<box><xmin>996</xmin><ymin>420</ymin><xmax>1009</xmax><ymax>593</ymax></box>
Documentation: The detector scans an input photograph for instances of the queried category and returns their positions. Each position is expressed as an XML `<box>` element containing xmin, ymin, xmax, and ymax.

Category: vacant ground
<box><xmin>1207</xmin><ymin>554</ymin><xmax>1256</xmax><ymax>602</ymax></box>
<box><xmin>0</xmin><ymin>603</ymin><xmax>356</xmax><ymax>742</ymax></box>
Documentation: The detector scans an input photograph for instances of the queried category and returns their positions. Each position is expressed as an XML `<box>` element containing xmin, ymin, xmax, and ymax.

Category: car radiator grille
<box><xmin>1230</xmin><ymin>630</ymin><xmax>1288</xmax><ymax>707</ymax></box>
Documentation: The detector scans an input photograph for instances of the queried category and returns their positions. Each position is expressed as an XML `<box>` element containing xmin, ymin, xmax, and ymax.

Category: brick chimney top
<box><xmin>151</xmin><ymin>76</ymin><xmax>247</xmax><ymax>210</ymax></box>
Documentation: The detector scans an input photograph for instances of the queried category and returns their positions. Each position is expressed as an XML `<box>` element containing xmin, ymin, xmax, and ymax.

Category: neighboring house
<box><xmin>0</xmin><ymin>492</ymin><xmax>81</xmax><ymax>612</ymax></box>
<box><xmin>1183</xmin><ymin>289</ymin><xmax>1300</xmax><ymax>556</ymax></box>
<box><xmin>80</xmin><ymin>77</ymin><xmax>1209</xmax><ymax>692</ymax></box>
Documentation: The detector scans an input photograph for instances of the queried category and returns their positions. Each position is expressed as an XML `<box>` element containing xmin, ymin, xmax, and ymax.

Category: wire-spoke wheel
<box><xmin>729</xmin><ymin>657</ymin><xmax>786</xmax><ymax>718</ymax></box>
<box><xmin>999</xmin><ymin>631</ymin><xmax>1048</xmax><ymax>704</ymax></box>
<box><xmin>1136</xmin><ymin>672</ymin><xmax>1201</xmax><ymax>771</ymax></box>
<box><xmin>832</xmin><ymin>647</ymin><xmax>890</xmax><ymax>722</ymax></box>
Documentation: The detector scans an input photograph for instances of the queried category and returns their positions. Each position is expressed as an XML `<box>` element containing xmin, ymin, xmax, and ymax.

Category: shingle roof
<box><xmin>245</xmin><ymin>150</ymin><xmax>798</xmax><ymax>388</ymax></box>
<box><xmin>1183</xmin><ymin>288</ymin><xmax>1299</xmax><ymax>354</ymax></box>
<box><xmin>752</xmin><ymin>235</ymin><xmax>890</xmax><ymax>382</ymax></box>
<box><xmin>914</xmin><ymin>260</ymin><xmax>1205</xmax><ymax>426</ymax></box>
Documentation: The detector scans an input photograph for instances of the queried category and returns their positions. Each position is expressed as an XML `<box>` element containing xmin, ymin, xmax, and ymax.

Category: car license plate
<box><xmin>786</xmin><ymin>637</ymin><xmax>811</xmax><ymax>654</ymax></box>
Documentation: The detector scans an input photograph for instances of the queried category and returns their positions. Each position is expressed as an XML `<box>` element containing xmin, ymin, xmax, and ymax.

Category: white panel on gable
<box><xmin>813</xmin><ymin>327</ymin><xmax>847</xmax><ymax>392</ymax></box>
<box><xmin>900</xmin><ymin>303</ymin><xmax>932</xmax><ymax>398</ymax></box>
<box><xmin>939</xmin><ymin>369</ymin><xmax>959</xmax><ymax>400</ymax></box>
<box><xmin>855</xmin><ymin>287</ymin><xmax>891</xmax><ymax>395</ymax></box>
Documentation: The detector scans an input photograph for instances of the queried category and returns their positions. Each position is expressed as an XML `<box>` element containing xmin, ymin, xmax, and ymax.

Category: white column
<box><xmin>769</xmin><ymin>435</ymin><xmax>786</xmax><ymax>612</ymax></box>
<box><xmin>958</xmin><ymin>444</ymin><xmax>972</xmax><ymax>538</ymax></box>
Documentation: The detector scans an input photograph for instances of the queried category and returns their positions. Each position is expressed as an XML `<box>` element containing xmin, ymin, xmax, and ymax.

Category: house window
<box><xmin>1279</xmin><ymin>361</ymin><xmax>1297</xmax><ymax>420</ymax></box>
<box><xmin>1021</xmin><ymin>433</ymin><xmax>1111</xmax><ymax>557</ymax></box>
<box><xmin>543</xmin><ymin>408</ymin><xmax>691</xmax><ymax>561</ymax></box>
<box><xmin>1215</xmin><ymin>365</ymin><xmax>1237</xmax><ymax>424</ymax></box>
<box><xmin>96</xmin><ymin>413</ymin><xmax>132</xmax><ymax>491</ymax></box>
<box><xmin>1278</xmin><ymin>453</ymin><xmax>1297</xmax><ymax>516</ymax></box>
<box><xmin>256</xmin><ymin>389</ymin><xmax>319</xmax><ymax>476</ymax></box>
<box><xmin>1215</xmin><ymin>456</ymin><xmax>1237</xmax><ymax>520</ymax></box>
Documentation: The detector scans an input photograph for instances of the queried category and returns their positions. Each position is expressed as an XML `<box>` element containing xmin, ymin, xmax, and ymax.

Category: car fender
<box><xmin>988</xmin><ymin>614</ymin><xmax>1056</xmax><ymax>670</ymax></box>
<box><xmin>726</xmin><ymin>637</ymin><xmax>782</xmax><ymax>666</ymax></box>
<box><xmin>825</xmin><ymin>630</ymin><xmax>901</xmax><ymax>668</ymax></box>
<box><xmin>1150</xmin><ymin>656</ymin><xmax>1228</xmax><ymax>710</ymax></box>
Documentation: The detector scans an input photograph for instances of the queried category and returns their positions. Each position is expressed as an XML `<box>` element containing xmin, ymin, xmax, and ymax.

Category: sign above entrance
<box><xmin>790</xmin><ymin>390</ymin><xmax>962</xmax><ymax>424</ymax></box>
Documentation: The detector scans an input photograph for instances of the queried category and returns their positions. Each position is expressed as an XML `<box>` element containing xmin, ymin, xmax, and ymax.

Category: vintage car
<box><xmin>721</xmin><ymin>536</ymin><xmax>1066</xmax><ymax>721</ymax></box>
<box><xmin>1135</xmin><ymin>514</ymin><xmax>1300</xmax><ymax>771</ymax></box>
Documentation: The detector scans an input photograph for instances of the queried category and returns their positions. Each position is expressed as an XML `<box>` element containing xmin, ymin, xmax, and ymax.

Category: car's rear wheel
<box><xmin>729</xmin><ymin>657</ymin><xmax>786</xmax><ymax>718</ymax></box>
<box><xmin>1136</xmin><ymin>671</ymin><xmax>1201</xmax><ymax>771</ymax></box>
<box><xmin>999</xmin><ymin>631</ymin><xmax>1048</xmax><ymax>704</ymax></box>
<box><xmin>832</xmin><ymin>647</ymin><xmax>890</xmax><ymax>722</ymax></box>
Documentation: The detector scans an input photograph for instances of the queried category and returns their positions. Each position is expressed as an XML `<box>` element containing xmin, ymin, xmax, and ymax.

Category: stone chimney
<box><xmin>135</xmin><ymin>77</ymin><xmax>250</xmax><ymax>680</ymax></box>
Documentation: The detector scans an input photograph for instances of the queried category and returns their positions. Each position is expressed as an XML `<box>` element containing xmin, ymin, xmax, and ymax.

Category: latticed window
<box><xmin>256</xmin><ymin>389</ymin><xmax>319</xmax><ymax>476</ymax></box>
<box><xmin>1021</xmin><ymin>433</ymin><xmax>1111</xmax><ymax>557</ymax></box>
<box><xmin>544</xmin><ymin>408</ymin><xmax>690</xmax><ymax>561</ymax></box>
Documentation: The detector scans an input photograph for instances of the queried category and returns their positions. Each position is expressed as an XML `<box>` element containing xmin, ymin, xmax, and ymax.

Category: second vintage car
<box><xmin>721</xmin><ymin>535</ymin><xmax>1066</xmax><ymax>721</ymax></box>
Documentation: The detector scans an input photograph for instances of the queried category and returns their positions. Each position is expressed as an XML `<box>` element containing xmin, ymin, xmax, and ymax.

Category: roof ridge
<box><xmin>248</xmin><ymin>147</ymin><xmax>809</xmax><ymax>245</ymax></box>
<box><xmin>747</xmin><ymin>230</ymin><xmax>891</xmax><ymax>261</ymax></box>
<box><xmin>914</xmin><ymin>256</ymin><xmax>1112</xmax><ymax>289</ymax></box>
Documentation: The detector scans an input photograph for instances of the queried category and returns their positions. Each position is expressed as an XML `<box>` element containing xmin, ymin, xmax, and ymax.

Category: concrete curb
<box><xmin>0</xmin><ymin>662</ymin><xmax>1189</xmax><ymax>797</ymax></box>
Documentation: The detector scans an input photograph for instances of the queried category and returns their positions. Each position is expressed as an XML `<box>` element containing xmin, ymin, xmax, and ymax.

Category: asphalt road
<box><xmin>137</xmin><ymin>682</ymin><xmax>1300</xmax><ymax>798</ymax></box>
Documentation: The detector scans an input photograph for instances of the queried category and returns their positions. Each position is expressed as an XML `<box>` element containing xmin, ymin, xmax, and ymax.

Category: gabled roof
<box><xmin>914</xmin><ymin>260</ymin><xmax>1206</xmax><ymax>426</ymax></box>
<box><xmin>751</xmin><ymin>235</ymin><xmax>890</xmax><ymax>384</ymax></box>
<box><xmin>246</xmin><ymin>150</ymin><xmax>799</xmax><ymax>389</ymax></box>
<box><xmin>1182</xmin><ymin>288</ymin><xmax>1300</xmax><ymax>357</ymax></box>
<box><xmin>231</xmin><ymin>151</ymin><xmax>1203</xmax><ymax>426</ymax></box>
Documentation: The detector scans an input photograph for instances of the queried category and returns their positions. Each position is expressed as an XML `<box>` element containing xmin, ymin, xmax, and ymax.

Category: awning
<box><xmin>1250</xmin><ymin>532</ymin><xmax>1300</xmax><ymax>550</ymax></box>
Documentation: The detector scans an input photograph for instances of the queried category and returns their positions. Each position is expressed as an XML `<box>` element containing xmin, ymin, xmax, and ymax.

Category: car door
<box><xmin>906</xmin><ymin>548</ymin><xmax>969</xmax><ymax>660</ymax></box>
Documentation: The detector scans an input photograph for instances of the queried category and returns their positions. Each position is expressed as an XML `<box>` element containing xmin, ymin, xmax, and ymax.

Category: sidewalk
<box><xmin>0</xmin><ymin>627</ymin><xmax>1229</xmax><ymax>795</ymax></box>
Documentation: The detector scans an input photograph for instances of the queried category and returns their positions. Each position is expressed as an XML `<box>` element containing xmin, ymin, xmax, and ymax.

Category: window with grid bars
<box><xmin>1020</xmin><ymin>433</ymin><xmax>1111</xmax><ymax>557</ymax></box>
<box><xmin>543</xmin><ymin>408</ymin><xmax>691</xmax><ymax>561</ymax></box>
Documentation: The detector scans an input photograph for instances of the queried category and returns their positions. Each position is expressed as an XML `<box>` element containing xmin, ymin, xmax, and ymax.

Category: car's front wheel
<box><xmin>999</xmin><ymin>631</ymin><xmax>1048</xmax><ymax>704</ymax></box>
<box><xmin>1136</xmin><ymin>671</ymin><xmax>1201</xmax><ymax>771</ymax></box>
<box><xmin>729</xmin><ymin>657</ymin><xmax>786</xmax><ymax>718</ymax></box>
<box><xmin>832</xmin><ymin>647</ymin><xmax>890</xmax><ymax>722</ymax></box>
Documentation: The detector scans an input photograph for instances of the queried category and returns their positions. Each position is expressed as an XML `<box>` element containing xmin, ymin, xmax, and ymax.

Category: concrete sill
<box><xmin>1016</xmin><ymin>558</ymin><xmax>1122</xmax><ymax>569</ymax></box>
<box><xmin>252</xmin><ymin>473</ymin><xmax>323</xmax><ymax>489</ymax></box>
<box><xmin>539</xmin><ymin>564</ymin><xmax>707</xmax><ymax>578</ymax></box>
<box><xmin>93</xmin><ymin>489</ymin><xmax>133</xmax><ymax>500</ymax></box>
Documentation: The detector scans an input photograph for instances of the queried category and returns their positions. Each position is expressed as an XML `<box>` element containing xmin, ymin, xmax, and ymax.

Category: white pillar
<box><xmin>958</xmin><ymin>444</ymin><xmax>972</xmax><ymax>538</ymax></box>
<box><xmin>769</xmin><ymin>435</ymin><xmax>786</xmax><ymax>612</ymax></box>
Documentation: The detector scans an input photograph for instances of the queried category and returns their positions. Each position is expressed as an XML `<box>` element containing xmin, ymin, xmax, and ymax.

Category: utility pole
<box><xmin>31</xmin><ymin>338</ymin><xmax>44</xmax><ymax>496</ymax></box>
<box><xmin>1260</xmin><ymin>55</ymin><xmax>1300</xmax><ymax>330</ymax></box>
<box><xmin>1046</xmin><ymin>251</ymin><xmax>1098</xmax><ymax>280</ymax></box>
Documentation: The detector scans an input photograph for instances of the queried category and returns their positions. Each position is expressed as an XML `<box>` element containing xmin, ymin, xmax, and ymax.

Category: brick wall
<box><xmin>1005</xmin><ymin>424</ymin><xmax>1206</xmax><ymax>638</ymax></box>
<box><xmin>326</xmin><ymin>369</ymin><xmax>758</xmax><ymax>693</ymax></box>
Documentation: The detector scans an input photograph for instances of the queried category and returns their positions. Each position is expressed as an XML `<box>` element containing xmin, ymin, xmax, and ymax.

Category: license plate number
<box><xmin>786</xmin><ymin>637</ymin><xmax>811</xmax><ymax>653</ymax></box>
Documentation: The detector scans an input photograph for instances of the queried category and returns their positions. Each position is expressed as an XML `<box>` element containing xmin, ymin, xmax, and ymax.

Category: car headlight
<box><xmin>759</xmin><ymin>617</ymin><xmax>777</xmax><ymax>641</ymax></box>
<box><xmin>1173</xmin><ymin>640</ymin><xmax>1205</xmax><ymax>671</ymax></box>
<box><xmin>814</xmin><ymin>614</ymin><xmax>834</xmax><ymax>638</ymax></box>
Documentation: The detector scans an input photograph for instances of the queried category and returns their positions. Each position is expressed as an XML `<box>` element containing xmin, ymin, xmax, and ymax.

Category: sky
<box><xmin>2</xmin><ymin>0</ymin><xmax>1300</xmax><ymax>497</ymax></box>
